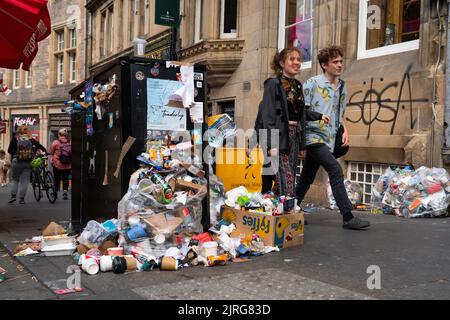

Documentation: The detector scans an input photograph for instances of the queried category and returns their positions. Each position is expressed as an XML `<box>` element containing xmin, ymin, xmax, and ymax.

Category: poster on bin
<box><xmin>147</xmin><ymin>78</ymin><xmax>187</xmax><ymax>132</ymax></box>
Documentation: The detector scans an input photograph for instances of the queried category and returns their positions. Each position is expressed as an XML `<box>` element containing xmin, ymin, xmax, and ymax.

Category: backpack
<box><xmin>59</xmin><ymin>141</ymin><xmax>72</xmax><ymax>164</ymax></box>
<box><xmin>16</xmin><ymin>137</ymin><xmax>34</xmax><ymax>161</ymax></box>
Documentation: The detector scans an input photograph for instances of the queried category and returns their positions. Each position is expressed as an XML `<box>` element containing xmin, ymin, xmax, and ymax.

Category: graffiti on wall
<box><xmin>346</xmin><ymin>64</ymin><xmax>429</xmax><ymax>138</ymax></box>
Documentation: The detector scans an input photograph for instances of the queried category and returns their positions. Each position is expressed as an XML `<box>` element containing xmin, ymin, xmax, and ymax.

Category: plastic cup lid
<box><xmin>154</xmin><ymin>234</ymin><xmax>165</xmax><ymax>244</ymax></box>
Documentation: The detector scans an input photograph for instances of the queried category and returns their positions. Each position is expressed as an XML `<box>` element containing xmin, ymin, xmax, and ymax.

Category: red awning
<box><xmin>0</xmin><ymin>0</ymin><xmax>51</xmax><ymax>71</ymax></box>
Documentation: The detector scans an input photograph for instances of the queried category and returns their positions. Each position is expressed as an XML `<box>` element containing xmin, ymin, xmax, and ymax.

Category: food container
<box><xmin>202</xmin><ymin>242</ymin><xmax>218</xmax><ymax>257</ymax></box>
<box><xmin>41</xmin><ymin>235</ymin><xmax>75</xmax><ymax>247</ymax></box>
<box><xmin>41</xmin><ymin>243</ymin><xmax>77</xmax><ymax>257</ymax></box>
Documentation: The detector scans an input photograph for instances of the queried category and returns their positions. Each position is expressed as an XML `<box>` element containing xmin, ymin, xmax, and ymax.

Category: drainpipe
<box><xmin>442</xmin><ymin>0</ymin><xmax>450</xmax><ymax>166</ymax></box>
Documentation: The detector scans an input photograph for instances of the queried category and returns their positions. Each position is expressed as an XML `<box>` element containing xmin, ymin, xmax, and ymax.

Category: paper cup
<box><xmin>160</xmin><ymin>257</ymin><xmax>178</xmax><ymax>271</ymax></box>
<box><xmin>124</xmin><ymin>256</ymin><xmax>137</xmax><ymax>271</ymax></box>
<box><xmin>107</xmin><ymin>247</ymin><xmax>124</xmax><ymax>256</ymax></box>
<box><xmin>100</xmin><ymin>256</ymin><xmax>113</xmax><ymax>272</ymax></box>
<box><xmin>82</xmin><ymin>258</ymin><xmax>99</xmax><ymax>275</ymax></box>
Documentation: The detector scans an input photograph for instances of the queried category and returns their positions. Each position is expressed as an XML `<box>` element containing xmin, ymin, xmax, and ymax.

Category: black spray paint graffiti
<box><xmin>346</xmin><ymin>64</ymin><xmax>429</xmax><ymax>138</ymax></box>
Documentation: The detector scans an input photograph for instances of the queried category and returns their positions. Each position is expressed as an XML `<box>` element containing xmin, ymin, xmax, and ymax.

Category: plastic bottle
<box><xmin>151</xmin><ymin>173</ymin><xmax>173</xmax><ymax>199</ymax></box>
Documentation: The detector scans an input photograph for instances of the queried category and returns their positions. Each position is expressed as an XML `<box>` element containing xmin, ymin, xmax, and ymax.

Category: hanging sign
<box><xmin>155</xmin><ymin>0</ymin><xmax>180</xmax><ymax>27</ymax></box>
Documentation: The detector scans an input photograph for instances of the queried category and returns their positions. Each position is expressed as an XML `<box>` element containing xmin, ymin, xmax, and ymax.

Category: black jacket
<box><xmin>260</xmin><ymin>78</ymin><xmax>323</xmax><ymax>153</ymax></box>
<box><xmin>8</xmin><ymin>137</ymin><xmax>47</xmax><ymax>158</ymax></box>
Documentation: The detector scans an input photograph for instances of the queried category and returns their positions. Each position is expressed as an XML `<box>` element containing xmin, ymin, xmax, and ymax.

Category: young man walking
<box><xmin>296</xmin><ymin>46</ymin><xmax>370</xmax><ymax>230</ymax></box>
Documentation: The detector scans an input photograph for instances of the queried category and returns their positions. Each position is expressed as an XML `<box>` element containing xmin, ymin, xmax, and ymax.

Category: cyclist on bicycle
<box><xmin>7</xmin><ymin>125</ymin><xmax>46</xmax><ymax>204</ymax></box>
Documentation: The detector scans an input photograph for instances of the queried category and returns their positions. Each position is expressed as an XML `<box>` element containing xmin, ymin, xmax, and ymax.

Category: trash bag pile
<box><xmin>327</xmin><ymin>180</ymin><xmax>363</xmax><ymax>210</ymax></box>
<box><xmin>371</xmin><ymin>167</ymin><xmax>450</xmax><ymax>218</ymax></box>
<box><xmin>69</xmin><ymin>132</ymin><xmax>297</xmax><ymax>276</ymax></box>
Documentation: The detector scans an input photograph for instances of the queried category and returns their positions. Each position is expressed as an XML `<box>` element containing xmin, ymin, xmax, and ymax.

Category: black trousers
<box><xmin>53</xmin><ymin>166</ymin><xmax>71</xmax><ymax>192</ymax></box>
<box><xmin>261</xmin><ymin>173</ymin><xmax>276</xmax><ymax>194</ymax></box>
<box><xmin>296</xmin><ymin>144</ymin><xmax>353</xmax><ymax>216</ymax></box>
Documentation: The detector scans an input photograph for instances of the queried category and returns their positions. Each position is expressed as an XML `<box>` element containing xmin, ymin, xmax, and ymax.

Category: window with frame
<box><xmin>69</xmin><ymin>53</ymin><xmax>76</xmax><ymax>83</ymax></box>
<box><xmin>25</xmin><ymin>68</ymin><xmax>32</xmax><ymax>88</ymax></box>
<box><xmin>57</xmin><ymin>54</ymin><xmax>64</xmax><ymax>85</ymax></box>
<box><xmin>144</xmin><ymin>0</ymin><xmax>150</xmax><ymax>35</ymax></box>
<box><xmin>100</xmin><ymin>11</ymin><xmax>106</xmax><ymax>56</ymax></box>
<box><xmin>194</xmin><ymin>0</ymin><xmax>204</xmax><ymax>43</ymax></box>
<box><xmin>129</xmin><ymin>0</ymin><xmax>136</xmax><ymax>41</ymax></box>
<box><xmin>220</xmin><ymin>0</ymin><xmax>237</xmax><ymax>39</ymax></box>
<box><xmin>279</xmin><ymin>0</ymin><xmax>314</xmax><ymax>68</ymax></box>
<box><xmin>358</xmin><ymin>0</ymin><xmax>420</xmax><ymax>59</ymax></box>
<box><xmin>70</xmin><ymin>28</ymin><xmax>77</xmax><ymax>48</ymax></box>
<box><xmin>57</xmin><ymin>31</ymin><xmax>65</xmax><ymax>51</ymax></box>
<box><xmin>107</xmin><ymin>5</ymin><xmax>114</xmax><ymax>53</ymax></box>
<box><xmin>13</xmin><ymin>69</ymin><xmax>20</xmax><ymax>89</ymax></box>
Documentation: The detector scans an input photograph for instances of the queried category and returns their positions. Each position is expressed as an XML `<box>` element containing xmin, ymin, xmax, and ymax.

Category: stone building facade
<box><xmin>3</xmin><ymin>0</ymin><xmax>441</xmax><ymax>205</ymax></box>
<box><xmin>0</xmin><ymin>0</ymin><xmax>86</xmax><ymax>151</ymax></box>
<box><xmin>83</xmin><ymin>0</ymin><xmax>446</xmax><ymax>205</ymax></box>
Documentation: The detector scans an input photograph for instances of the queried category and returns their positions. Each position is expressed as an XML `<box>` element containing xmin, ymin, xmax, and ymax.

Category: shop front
<box><xmin>11</xmin><ymin>115</ymin><xmax>40</xmax><ymax>141</ymax></box>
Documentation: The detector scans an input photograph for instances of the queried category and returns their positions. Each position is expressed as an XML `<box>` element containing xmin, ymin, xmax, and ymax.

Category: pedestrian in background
<box><xmin>48</xmin><ymin>128</ymin><xmax>72</xmax><ymax>200</ymax></box>
<box><xmin>260</xmin><ymin>47</ymin><xmax>330</xmax><ymax>197</ymax></box>
<box><xmin>0</xmin><ymin>149</ymin><xmax>11</xmax><ymax>187</ymax></box>
<box><xmin>8</xmin><ymin>125</ymin><xmax>46</xmax><ymax>204</ymax></box>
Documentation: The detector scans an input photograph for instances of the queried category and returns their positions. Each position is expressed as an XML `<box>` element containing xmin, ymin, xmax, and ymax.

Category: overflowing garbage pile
<box><xmin>371</xmin><ymin>167</ymin><xmax>450</xmax><ymax>218</ymax></box>
<box><xmin>327</xmin><ymin>180</ymin><xmax>363</xmax><ymax>210</ymax></box>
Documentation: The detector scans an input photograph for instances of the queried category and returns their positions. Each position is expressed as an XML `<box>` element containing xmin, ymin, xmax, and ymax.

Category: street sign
<box><xmin>155</xmin><ymin>0</ymin><xmax>180</xmax><ymax>27</ymax></box>
<box><xmin>0</xmin><ymin>121</ymin><xmax>7</xmax><ymax>134</ymax></box>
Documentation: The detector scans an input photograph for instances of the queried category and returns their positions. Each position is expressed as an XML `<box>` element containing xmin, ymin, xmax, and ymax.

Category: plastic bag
<box><xmin>209</xmin><ymin>173</ymin><xmax>226</xmax><ymax>226</ymax></box>
<box><xmin>79</xmin><ymin>221</ymin><xmax>112</xmax><ymax>247</ymax></box>
<box><xmin>327</xmin><ymin>180</ymin><xmax>362</xmax><ymax>210</ymax></box>
<box><xmin>372</xmin><ymin>166</ymin><xmax>450</xmax><ymax>218</ymax></box>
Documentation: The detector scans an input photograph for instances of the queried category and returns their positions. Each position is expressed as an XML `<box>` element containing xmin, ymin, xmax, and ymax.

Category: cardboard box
<box><xmin>221</xmin><ymin>206</ymin><xmax>304</xmax><ymax>249</ymax></box>
<box><xmin>175</xmin><ymin>179</ymin><xmax>205</xmax><ymax>193</ymax></box>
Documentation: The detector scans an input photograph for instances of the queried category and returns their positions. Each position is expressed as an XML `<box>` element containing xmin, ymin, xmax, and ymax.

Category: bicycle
<box><xmin>30</xmin><ymin>155</ymin><xmax>57</xmax><ymax>204</ymax></box>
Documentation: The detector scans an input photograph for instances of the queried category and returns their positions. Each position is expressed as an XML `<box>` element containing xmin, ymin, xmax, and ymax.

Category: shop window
<box><xmin>347</xmin><ymin>162</ymin><xmax>390</xmax><ymax>204</ymax></box>
<box><xmin>220</xmin><ymin>0</ymin><xmax>237</xmax><ymax>39</ymax></box>
<box><xmin>194</xmin><ymin>0</ymin><xmax>204</xmax><ymax>43</ymax></box>
<box><xmin>358</xmin><ymin>0</ymin><xmax>420</xmax><ymax>60</ymax></box>
<box><xmin>279</xmin><ymin>0</ymin><xmax>314</xmax><ymax>69</ymax></box>
<box><xmin>218</xmin><ymin>100</ymin><xmax>235</xmax><ymax>121</ymax></box>
<box><xmin>207</xmin><ymin>102</ymin><xmax>213</xmax><ymax>117</ymax></box>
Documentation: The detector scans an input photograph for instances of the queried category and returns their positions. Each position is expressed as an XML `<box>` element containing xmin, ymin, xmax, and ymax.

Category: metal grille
<box><xmin>347</xmin><ymin>162</ymin><xmax>390</xmax><ymax>205</ymax></box>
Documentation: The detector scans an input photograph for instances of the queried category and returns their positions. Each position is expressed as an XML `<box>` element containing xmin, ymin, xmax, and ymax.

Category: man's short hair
<box><xmin>318</xmin><ymin>45</ymin><xmax>344</xmax><ymax>72</ymax></box>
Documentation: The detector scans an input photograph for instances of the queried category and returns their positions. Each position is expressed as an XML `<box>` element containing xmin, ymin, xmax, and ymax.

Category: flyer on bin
<box><xmin>147</xmin><ymin>78</ymin><xmax>187</xmax><ymax>131</ymax></box>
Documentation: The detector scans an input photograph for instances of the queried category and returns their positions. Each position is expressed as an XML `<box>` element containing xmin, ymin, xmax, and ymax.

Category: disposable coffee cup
<box><xmin>100</xmin><ymin>256</ymin><xmax>113</xmax><ymax>272</ymax></box>
<box><xmin>82</xmin><ymin>258</ymin><xmax>99</xmax><ymax>275</ymax></box>
<box><xmin>124</xmin><ymin>256</ymin><xmax>137</xmax><ymax>271</ymax></box>
<box><xmin>160</xmin><ymin>257</ymin><xmax>179</xmax><ymax>271</ymax></box>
